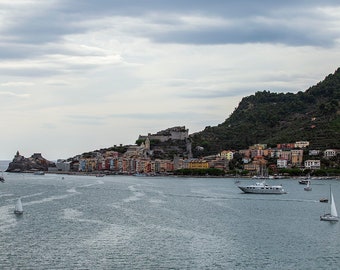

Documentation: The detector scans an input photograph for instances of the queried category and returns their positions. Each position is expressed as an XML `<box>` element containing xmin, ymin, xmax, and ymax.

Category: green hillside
<box><xmin>191</xmin><ymin>68</ymin><xmax>340</xmax><ymax>157</ymax></box>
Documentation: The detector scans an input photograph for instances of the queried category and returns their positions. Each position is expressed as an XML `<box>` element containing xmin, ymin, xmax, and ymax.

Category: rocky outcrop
<box><xmin>6</xmin><ymin>151</ymin><xmax>56</xmax><ymax>172</ymax></box>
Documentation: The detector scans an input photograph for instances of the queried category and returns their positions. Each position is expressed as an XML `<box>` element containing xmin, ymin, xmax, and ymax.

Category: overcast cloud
<box><xmin>0</xmin><ymin>0</ymin><xmax>340</xmax><ymax>160</ymax></box>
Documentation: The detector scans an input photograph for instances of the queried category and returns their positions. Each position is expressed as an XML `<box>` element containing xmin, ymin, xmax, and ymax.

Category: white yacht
<box><xmin>238</xmin><ymin>181</ymin><xmax>286</xmax><ymax>194</ymax></box>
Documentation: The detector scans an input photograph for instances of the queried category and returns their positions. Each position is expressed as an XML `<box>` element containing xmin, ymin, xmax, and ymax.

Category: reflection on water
<box><xmin>0</xmin><ymin>173</ymin><xmax>340</xmax><ymax>269</ymax></box>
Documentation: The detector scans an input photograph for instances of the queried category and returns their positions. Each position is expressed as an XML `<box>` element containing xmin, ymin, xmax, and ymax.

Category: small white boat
<box><xmin>14</xmin><ymin>198</ymin><xmax>24</xmax><ymax>215</ymax></box>
<box><xmin>238</xmin><ymin>180</ymin><xmax>286</xmax><ymax>194</ymax></box>
<box><xmin>304</xmin><ymin>180</ymin><xmax>312</xmax><ymax>191</ymax></box>
<box><xmin>320</xmin><ymin>186</ymin><xmax>338</xmax><ymax>222</ymax></box>
<box><xmin>319</xmin><ymin>198</ymin><xmax>328</xmax><ymax>203</ymax></box>
<box><xmin>298</xmin><ymin>179</ymin><xmax>309</xmax><ymax>185</ymax></box>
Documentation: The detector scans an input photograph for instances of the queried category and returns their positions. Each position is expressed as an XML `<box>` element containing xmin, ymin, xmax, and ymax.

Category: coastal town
<box><xmin>6</xmin><ymin>126</ymin><xmax>340</xmax><ymax>177</ymax></box>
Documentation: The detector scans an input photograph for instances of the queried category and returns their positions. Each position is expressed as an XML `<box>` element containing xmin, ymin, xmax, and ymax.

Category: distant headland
<box><xmin>6</xmin><ymin>151</ymin><xmax>55</xmax><ymax>173</ymax></box>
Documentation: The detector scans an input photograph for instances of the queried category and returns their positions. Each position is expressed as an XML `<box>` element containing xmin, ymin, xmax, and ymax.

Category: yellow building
<box><xmin>187</xmin><ymin>159</ymin><xmax>209</xmax><ymax>169</ymax></box>
<box><xmin>220</xmin><ymin>150</ymin><xmax>234</xmax><ymax>160</ymax></box>
<box><xmin>291</xmin><ymin>149</ymin><xmax>304</xmax><ymax>166</ymax></box>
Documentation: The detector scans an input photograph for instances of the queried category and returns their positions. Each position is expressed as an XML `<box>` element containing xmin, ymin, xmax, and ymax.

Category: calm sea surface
<box><xmin>1</xmin><ymin>167</ymin><xmax>340</xmax><ymax>269</ymax></box>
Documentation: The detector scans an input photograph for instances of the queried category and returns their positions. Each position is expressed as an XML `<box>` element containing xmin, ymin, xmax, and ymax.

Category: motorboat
<box><xmin>238</xmin><ymin>181</ymin><xmax>286</xmax><ymax>194</ymax></box>
<box><xmin>298</xmin><ymin>179</ymin><xmax>309</xmax><ymax>185</ymax></box>
<box><xmin>319</xmin><ymin>198</ymin><xmax>329</xmax><ymax>203</ymax></box>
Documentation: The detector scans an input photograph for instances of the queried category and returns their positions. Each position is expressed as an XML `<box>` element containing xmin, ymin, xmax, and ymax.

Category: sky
<box><xmin>1</xmin><ymin>0</ymin><xmax>340</xmax><ymax>160</ymax></box>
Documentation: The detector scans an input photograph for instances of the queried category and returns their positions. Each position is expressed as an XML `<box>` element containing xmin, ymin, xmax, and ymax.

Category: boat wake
<box><xmin>0</xmin><ymin>193</ymin><xmax>13</xmax><ymax>199</ymax></box>
<box><xmin>24</xmin><ymin>193</ymin><xmax>75</xmax><ymax>206</ymax></box>
<box><xmin>123</xmin><ymin>185</ymin><xmax>145</xmax><ymax>203</ymax></box>
<box><xmin>63</xmin><ymin>208</ymin><xmax>107</xmax><ymax>225</ymax></box>
<box><xmin>0</xmin><ymin>205</ymin><xmax>18</xmax><ymax>232</ymax></box>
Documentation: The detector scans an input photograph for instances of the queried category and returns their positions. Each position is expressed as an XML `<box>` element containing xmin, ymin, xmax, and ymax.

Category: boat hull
<box><xmin>238</xmin><ymin>185</ymin><xmax>286</xmax><ymax>194</ymax></box>
<box><xmin>320</xmin><ymin>214</ymin><xmax>338</xmax><ymax>222</ymax></box>
<box><xmin>299</xmin><ymin>180</ymin><xmax>309</xmax><ymax>185</ymax></box>
<box><xmin>14</xmin><ymin>210</ymin><xmax>23</xmax><ymax>215</ymax></box>
<box><xmin>14</xmin><ymin>198</ymin><xmax>23</xmax><ymax>215</ymax></box>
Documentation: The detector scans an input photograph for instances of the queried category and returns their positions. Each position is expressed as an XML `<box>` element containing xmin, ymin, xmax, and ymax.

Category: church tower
<box><xmin>145</xmin><ymin>137</ymin><xmax>150</xmax><ymax>150</ymax></box>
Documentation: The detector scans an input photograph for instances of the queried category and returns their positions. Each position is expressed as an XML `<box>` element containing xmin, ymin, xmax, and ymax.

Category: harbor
<box><xmin>0</xmin><ymin>172</ymin><xmax>339</xmax><ymax>269</ymax></box>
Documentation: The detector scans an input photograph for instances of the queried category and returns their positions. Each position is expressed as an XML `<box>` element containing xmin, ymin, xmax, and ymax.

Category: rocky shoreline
<box><xmin>5</xmin><ymin>151</ymin><xmax>55</xmax><ymax>173</ymax></box>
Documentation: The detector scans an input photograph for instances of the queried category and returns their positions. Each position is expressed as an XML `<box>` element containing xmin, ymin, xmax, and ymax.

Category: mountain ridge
<box><xmin>190</xmin><ymin>68</ymin><xmax>340</xmax><ymax>157</ymax></box>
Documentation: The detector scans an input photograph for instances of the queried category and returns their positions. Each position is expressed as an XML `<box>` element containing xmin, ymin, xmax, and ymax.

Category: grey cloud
<box><xmin>177</xmin><ymin>89</ymin><xmax>247</xmax><ymax>99</ymax></box>
<box><xmin>151</xmin><ymin>27</ymin><xmax>316</xmax><ymax>46</ymax></box>
<box><xmin>176</xmin><ymin>85</ymin><xmax>302</xmax><ymax>100</ymax></box>
<box><xmin>0</xmin><ymin>0</ymin><xmax>338</xmax><ymax>74</ymax></box>
<box><xmin>131</xmin><ymin>1</ymin><xmax>339</xmax><ymax>47</ymax></box>
<box><xmin>109</xmin><ymin>111</ymin><xmax>206</xmax><ymax>121</ymax></box>
<box><xmin>64</xmin><ymin>112</ymin><xmax>205</xmax><ymax>127</ymax></box>
<box><xmin>0</xmin><ymin>67</ymin><xmax>62</xmax><ymax>77</ymax></box>
<box><xmin>58</xmin><ymin>1</ymin><xmax>339</xmax><ymax>18</ymax></box>
<box><xmin>146</xmin><ymin>9</ymin><xmax>338</xmax><ymax>47</ymax></box>
<box><xmin>109</xmin><ymin>112</ymin><xmax>183</xmax><ymax>120</ymax></box>
<box><xmin>66</xmin><ymin>115</ymin><xmax>108</xmax><ymax>126</ymax></box>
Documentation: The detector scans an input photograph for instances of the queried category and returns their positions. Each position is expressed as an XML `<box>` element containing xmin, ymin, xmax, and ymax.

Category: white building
<box><xmin>304</xmin><ymin>160</ymin><xmax>321</xmax><ymax>169</ymax></box>
<box><xmin>295</xmin><ymin>141</ymin><xmax>310</xmax><ymax>148</ymax></box>
<box><xmin>277</xmin><ymin>159</ymin><xmax>288</xmax><ymax>168</ymax></box>
<box><xmin>324</xmin><ymin>149</ymin><xmax>338</xmax><ymax>158</ymax></box>
<box><xmin>56</xmin><ymin>160</ymin><xmax>71</xmax><ymax>172</ymax></box>
<box><xmin>309</xmin><ymin>150</ymin><xmax>320</xmax><ymax>156</ymax></box>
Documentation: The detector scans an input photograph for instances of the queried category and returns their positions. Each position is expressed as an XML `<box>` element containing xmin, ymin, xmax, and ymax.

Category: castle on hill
<box><xmin>138</xmin><ymin>126</ymin><xmax>189</xmax><ymax>142</ymax></box>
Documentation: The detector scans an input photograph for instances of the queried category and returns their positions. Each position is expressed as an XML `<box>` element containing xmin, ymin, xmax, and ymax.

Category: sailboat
<box><xmin>14</xmin><ymin>198</ymin><xmax>24</xmax><ymax>215</ymax></box>
<box><xmin>304</xmin><ymin>180</ymin><xmax>312</xmax><ymax>191</ymax></box>
<box><xmin>320</xmin><ymin>186</ymin><xmax>338</xmax><ymax>222</ymax></box>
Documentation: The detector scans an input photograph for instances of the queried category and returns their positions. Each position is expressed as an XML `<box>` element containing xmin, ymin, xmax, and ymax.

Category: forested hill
<box><xmin>190</xmin><ymin>68</ymin><xmax>340</xmax><ymax>157</ymax></box>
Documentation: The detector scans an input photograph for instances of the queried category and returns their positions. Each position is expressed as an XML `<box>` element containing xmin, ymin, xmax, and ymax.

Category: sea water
<box><xmin>0</xmin><ymin>172</ymin><xmax>339</xmax><ymax>269</ymax></box>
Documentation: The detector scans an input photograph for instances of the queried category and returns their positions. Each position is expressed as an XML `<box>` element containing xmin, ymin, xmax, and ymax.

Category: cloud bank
<box><xmin>0</xmin><ymin>0</ymin><xmax>339</xmax><ymax>159</ymax></box>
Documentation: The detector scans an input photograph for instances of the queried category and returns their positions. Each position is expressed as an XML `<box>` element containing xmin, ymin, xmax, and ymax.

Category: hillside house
<box><xmin>324</xmin><ymin>149</ymin><xmax>338</xmax><ymax>158</ymax></box>
<box><xmin>295</xmin><ymin>141</ymin><xmax>310</xmax><ymax>148</ymax></box>
<box><xmin>277</xmin><ymin>158</ymin><xmax>288</xmax><ymax>168</ymax></box>
<box><xmin>304</xmin><ymin>160</ymin><xmax>321</xmax><ymax>170</ymax></box>
<box><xmin>291</xmin><ymin>149</ymin><xmax>304</xmax><ymax>167</ymax></box>
<box><xmin>220</xmin><ymin>150</ymin><xmax>234</xmax><ymax>160</ymax></box>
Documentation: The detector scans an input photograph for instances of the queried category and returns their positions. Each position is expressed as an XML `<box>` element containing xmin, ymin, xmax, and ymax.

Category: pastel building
<box><xmin>291</xmin><ymin>149</ymin><xmax>304</xmax><ymax>166</ymax></box>
<box><xmin>220</xmin><ymin>150</ymin><xmax>234</xmax><ymax>160</ymax></box>
<box><xmin>184</xmin><ymin>159</ymin><xmax>209</xmax><ymax>169</ymax></box>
